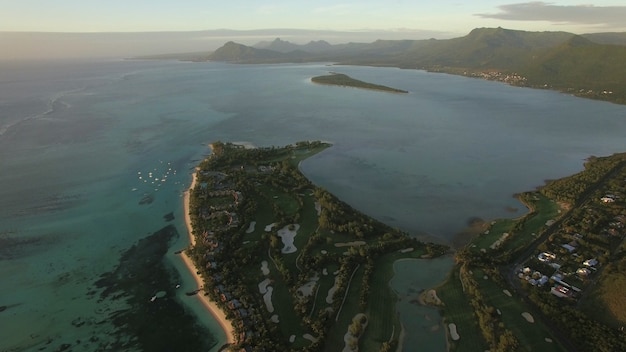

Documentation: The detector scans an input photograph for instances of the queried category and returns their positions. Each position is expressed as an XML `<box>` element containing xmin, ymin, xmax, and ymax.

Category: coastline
<box><xmin>181</xmin><ymin>169</ymin><xmax>237</xmax><ymax>346</ymax></box>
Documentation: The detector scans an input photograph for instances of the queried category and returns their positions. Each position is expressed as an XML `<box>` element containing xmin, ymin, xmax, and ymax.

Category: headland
<box><xmin>180</xmin><ymin>140</ymin><xmax>447</xmax><ymax>350</ymax></box>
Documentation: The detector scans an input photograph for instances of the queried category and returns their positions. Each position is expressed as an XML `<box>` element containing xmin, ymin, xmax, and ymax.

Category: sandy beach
<box><xmin>181</xmin><ymin>169</ymin><xmax>236</xmax><ymax>345</ymax></box>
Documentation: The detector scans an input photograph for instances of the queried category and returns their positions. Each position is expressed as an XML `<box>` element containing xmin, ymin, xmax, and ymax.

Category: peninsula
<box><xmin>182</xmin><ymin>141</ymin><xmax>446</xmax><ymax>351</ymax></box>
<box><xmin>311</xmin><ymin>73</ymin><xmax>408</xmax><ymax>93</ymax></box>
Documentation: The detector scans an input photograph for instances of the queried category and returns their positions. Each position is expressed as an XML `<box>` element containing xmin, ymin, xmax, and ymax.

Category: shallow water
<box><xmin>390</xmin><ymin>257</ymin><xmax>455</xmax><ymax>351</ymax></box>
<box><xmin>1</xmin><ymin>59</ymin><xmax>625</xmax><ymax>351</ymax></box>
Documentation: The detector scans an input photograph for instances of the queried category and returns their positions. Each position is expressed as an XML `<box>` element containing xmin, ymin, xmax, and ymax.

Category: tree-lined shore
<box><xmin>185</xmin><ymin>141</ymin><xmax>447</xmax><ymax>351</ymax></box>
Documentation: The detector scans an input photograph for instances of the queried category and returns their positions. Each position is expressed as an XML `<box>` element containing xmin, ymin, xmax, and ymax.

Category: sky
<box><xmin>1</xmin><ymin>1</ymin><xmax>626</xmax><ymax>59</ymax></box>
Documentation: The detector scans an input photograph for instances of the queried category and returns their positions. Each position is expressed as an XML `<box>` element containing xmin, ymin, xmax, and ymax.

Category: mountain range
<box><xmin>206</xmin><ymin>27</ymin><xmax>626</xmax><ymax>104</ymax></box>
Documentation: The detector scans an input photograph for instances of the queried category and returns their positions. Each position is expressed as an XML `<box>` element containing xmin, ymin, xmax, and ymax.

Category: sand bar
<box><xmin>182</xmin><ymin>169</ymin><xmax>236</xmax><ymax>345</ymax></box>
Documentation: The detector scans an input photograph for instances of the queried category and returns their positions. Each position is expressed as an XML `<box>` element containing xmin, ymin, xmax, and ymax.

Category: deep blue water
<box><xmin>1</xmin><ymin>59</ymin><xmax>625</xmax><ymax>351</ymax></box>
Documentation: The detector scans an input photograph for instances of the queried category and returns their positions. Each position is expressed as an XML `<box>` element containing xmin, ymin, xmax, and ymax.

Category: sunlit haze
<box><xmin>1</xmin><ymin>0</ymin><xmax>626</xmax><ymax>59</ymax></box>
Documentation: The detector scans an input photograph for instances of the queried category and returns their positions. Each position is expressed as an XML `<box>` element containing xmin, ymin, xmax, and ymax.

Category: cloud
<box><xmin>476</xmin><ymin>2</ymin><xmax>626</xmax><ymax>27</ymax></box>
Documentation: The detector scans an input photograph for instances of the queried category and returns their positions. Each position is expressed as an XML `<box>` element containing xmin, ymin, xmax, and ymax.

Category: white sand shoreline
<box><xmin>182</xmin><ymin>169</ymin><xmax>236</xmax><ymax>346</ymax></box>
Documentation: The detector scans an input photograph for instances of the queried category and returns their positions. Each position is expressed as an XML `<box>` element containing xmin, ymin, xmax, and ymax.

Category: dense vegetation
<box><xmin>187</xmin><ymin>141</ymin><xmax>447</xmax><ymax>351</ymax></box>
<box><xmin>311</xmin><ymin>73</ymin><xmax>408</xmax><ymax>93</ymax></box>
<box><xmin>207</xmin><ymin>27</ymin><xmax>626</xmax><ymax>104</ymax></box>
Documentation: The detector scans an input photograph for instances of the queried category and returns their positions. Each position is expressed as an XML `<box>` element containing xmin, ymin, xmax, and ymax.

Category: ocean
<box><xmin>1</xmin><ymin>59</ymin><xmax>625</xmax><ymax>351</ymax></box>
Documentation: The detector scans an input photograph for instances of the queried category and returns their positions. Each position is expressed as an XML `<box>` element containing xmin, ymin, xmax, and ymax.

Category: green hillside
<box><xmin>523</xmin><ymin>36</ymin><xmax>626</xmax><ymax>102</ymax></box>
<box><xmin>207</xmin><ymin>27</ymin><xmax>626</xmax><ymax>104</ymax></box>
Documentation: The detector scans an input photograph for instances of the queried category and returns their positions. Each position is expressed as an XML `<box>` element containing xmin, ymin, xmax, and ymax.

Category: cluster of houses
<box><xmin>601</xmin><ymin>194</ymin><xmax>618</xmax><ymax>203</ymax></box>
<box><xmin>195</xmin><ymin>171</ymin><xmax>260</xmax><ymax>348</ymax></box>
<box><xmin>521</xmin><ymin>246</ymin><xmax>602</xmax><ymax>299</ymax></box>
<box><xmin>464</xmin><ymin>70</ymin><xmax>527</xmax><ymax>85</ymax></box>
<box><xmin>197</xmin><ymin>185</ymin><xmax>243</xmax><ymax>231</ymax></box>
<box><xmin>212</xmin><ymin>280</ymin><xmax>258</xmax><ymax>345</ymax></box>
<box><xmin>517</xmin><ymin>188</ymin><xmax>625</xmax><ymax>299</ymax></box>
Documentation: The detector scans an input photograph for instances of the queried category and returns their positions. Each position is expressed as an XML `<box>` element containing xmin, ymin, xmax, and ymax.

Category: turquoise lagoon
<box><xmin>1</xmin><ymin>59</ymin><xmax>625</xmax><ymax>351</ymax></box>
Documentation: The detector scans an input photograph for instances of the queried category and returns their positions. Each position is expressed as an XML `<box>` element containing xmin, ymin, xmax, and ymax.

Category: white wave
<box><xmin>0</xmin><ymin>87</ymin><xmax>85</xmax><ymax>137</ymax></box>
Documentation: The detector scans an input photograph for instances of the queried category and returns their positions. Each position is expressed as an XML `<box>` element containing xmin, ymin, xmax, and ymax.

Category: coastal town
<box><xmin>439</xmin><ymin>153</ymin><xmax>626</xmax><ymax>352</ymax></box>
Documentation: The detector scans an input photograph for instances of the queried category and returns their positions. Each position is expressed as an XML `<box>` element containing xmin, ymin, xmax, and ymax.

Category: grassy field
<box><xmin>500</xmin><ymin>194</ymin><xmax>561</xmax><ymax>253</ymax></box>
<box><xmin>193</xmin><ymin>142</ymin><xmax>455</xmax><ymax>350</ymax></box>
<box><xmin>290</xmin><ymin>146</ymin><xmax>327</xmax><ymax>165</ymax></box>
<box><xmin>257</xmin><ymin>184</ymin><xmax>300</xmax><ymax>216</ymax></box>
<box><xmin>324</xmin><ymin>266</ymin><xmax>365</xmax><ymax>351</ymax></box>
<box><xmin>363</xmin><ymin>256</ymin><xmax>401</xmax><ymax>350</ymax></box>
<box><xmin>437</xmin><ymin>267</ymin><xmax>488</xmax><ymax>352</ymax></box>
<box><xmin>468</xmin><ymin>219</ymin><xmax>514</xmax><ymax>253</ymax></box>
<box><xmin>471</xmin><ymin>269</ymin><xmax>566</xmax><ymax>352</ymax></box>
<box><xmin>580</xmin><ymin>263</ymin><xmax>626</xmax><ymax>328</ymax></box>
<box><xmin>468</xmin><ymin>193</ymin><xmax>561</xmax><ymax>255</ymax></box>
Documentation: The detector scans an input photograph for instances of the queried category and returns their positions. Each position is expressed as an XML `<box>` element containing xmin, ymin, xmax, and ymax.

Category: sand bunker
<box><xmin>399</xmin><ymin>247</ymin><xmax>414</xmax><ymax>253</ymax></box>
<box><xmin>265</xmin><ymin>223</ymin><xmax>277</xmax><ymax>232</ymax></box>
<box><xmin>261</xmin><ymin>261</ymin><xmax>269</xmax><ymax>276</ymax></box>
<box><xmin>246</xmin><ymin>221</ymin><xmax>256</xmax><ymax>234</ymax></box>
<box><xmin>289</xmin><ymin>335</ymin><xmax>296</xmax><ymax>343</ymax></box>
<box><xmin>264</xmin><ymin>287</ymin><xmax>275</xmax><ymax>313</ymax></box>
<box><xmin>342</xmin><ymin>314</ymin><xmax>368</xmax><ymax>352</ymax></box>
<box><xmin>448</xmin><ymin>323</ymin><xmax>460</xmax><ymax>341</ymax></box>
<box><xmin>327</xmin><ymin>276</ymin><xmax>340</xmax><ymax>304</ymax></box>
<box><xmin>277</xmin><ymin>224</ymin><xmax>300</xmax><ymax>254</ymax></box>
<box><xmin>323</xmin><ymin>268</ymin><xmax>328</xmax><ymax>276</ymax></box>
<box><xmin>503</xmin><ymin>289</ymin><xmax>512</xmax><ymax>297</ymax></box>
<box><xmin>297</xmin><ymin>275</ymin><xmax>319</xmax><ymax>298</ymax></box>
<box><xmin>545</xmin><ymin>338</ymin><xmax>553</xmax><ymax>343</ymax></box>
<box><xmin>315</xmin><ymin>201</ymin><xmax>321</xmax><ymax>216</ymax></box>
<box><xmin>490</xmin><ymin>232</ymin><xmax>510</xmax><ymax>250</ymax></box>
<box><xmin>258</xmin><ymin>278</ymin><xmax>271</xmax><ymax>294</ymax></box>
<box><xmin>334</xmin><ymin>241</ymin><xmax>366</xmax><ymax>247</ymax></box>
<box><xmin>303</xmin><ymin>334</ymin><xmax>318</xmax><ymax>343</ymax></box>
<box><xmin>522</xmin><ymin>312</ymin><xmax>534</xmax><ymax>323</ymax></box>
<box><xmin>270</xmin><ymin>314</ymin><xmax>279</xmax><ymax>323</ymax></box>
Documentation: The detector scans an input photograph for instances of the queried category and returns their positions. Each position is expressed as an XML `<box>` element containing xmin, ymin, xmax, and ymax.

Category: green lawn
<box><xmin>257</xmin><ymin>184</ymin><xmax>300</xmax><ymax>216</ymax></box>
<box><xmin>288</xmin><ymin>144</ymin><xmax>331</xmax><ymax>168</ymax></box>
<box><xmin>437</xmin><ymin>267</ymin><xmax>489</xmax><ymax>352</ymax></box>
<box><xmin>360</xmin><ymin>253</ymin><xmax>418</xmax><ymax>351</ymax></box>
<box><xmin>468</xmin><ymin>219</ymin><xmax>515</xmax><ymax>253</ymax></box>
<box><xmin>270</xmin><ymin>275</ymin><xmax>311</xmax><ymax>348</ymax></box>
<box><xmin>469</xmin><ymin>194</ymin><xmax>562</xmax><ymax>256</ymax></box>
<box><xmin>324</xmin><ymin>266</ymin><xmax>365</xmax><ymax>351</ymax></box>
<box><xmin>310</xmin><ymin>263</ymin><xmax>339</xmax><ymax>318</ymax></box>
<box><xmin>471</xmin><ymin>269</ymin><xmax>566</xmax><ymax>352</ymax></box>
<box><xmin>501</xmin><ymin>195</ymin><xmax>561</xmax><ymax>253</ymax></box>
<box><xmin>580</xmin><ymin>266</ymin><xmax>626</xmax><ymax>328</ymax></box>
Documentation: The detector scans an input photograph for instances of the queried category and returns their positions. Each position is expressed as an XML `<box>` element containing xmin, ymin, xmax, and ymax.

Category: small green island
<box><xmin>186</xmin><ymin>141</ymin><xmax>446</xmax><ymax>351</ymax></box>
<box><xmin>311</xmin><ymin>73</ymin><xmax>409</xmax><ymax>94</ymax></box>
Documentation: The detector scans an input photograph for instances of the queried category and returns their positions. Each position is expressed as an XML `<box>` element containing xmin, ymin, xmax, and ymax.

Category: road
<box><xmin>502</xmin><ymin>160</ymin><xmax>626</xmax><ymax>352</ymax></box>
